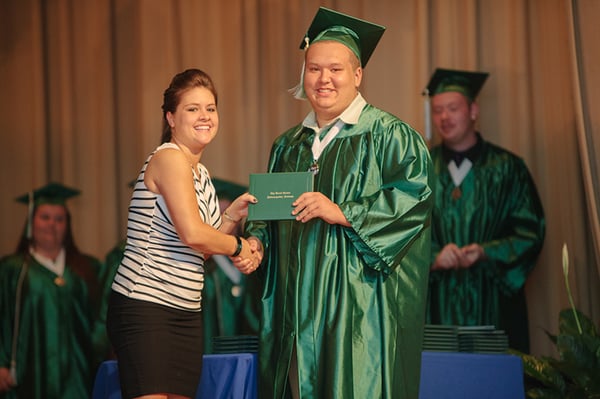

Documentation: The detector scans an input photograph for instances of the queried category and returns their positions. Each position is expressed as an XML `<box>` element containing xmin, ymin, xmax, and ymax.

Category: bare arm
<box><xmin>144</xmin><ymin>148</ymin><xmax>252</xmax><ymax>259</ymax></box>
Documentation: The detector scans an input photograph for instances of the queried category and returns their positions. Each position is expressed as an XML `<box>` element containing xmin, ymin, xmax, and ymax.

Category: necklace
<box><xmin>447</xmin><ymin>159</ymin><xmax>472</xmax><ymax>201</ymax></box>
<box><xmin>30</xmin><ymin>247</ymin><xmax>67</xmax><ymax>286</ymax></box>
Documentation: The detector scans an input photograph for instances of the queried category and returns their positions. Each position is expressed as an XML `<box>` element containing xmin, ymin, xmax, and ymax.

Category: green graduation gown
<box><xmin>427</xmin><ymin>137</ymin><xmax>545</xmax><ymax>352</ymax></box>
<box><xmin>99</xmin><ymin>240</ymin><xmax>127</xmax><ymax>359</ymax></box>
<box><xmin>0</xmin><ymin>252</ymin><xmax>107</xmax><ymax>399</ymax></box>
<box><xmin>201</xmin><ymin>256</ymin><xmax>261</xmax><ymax>353</ymax></box>
<box><xmin>246</xmin><ymin>104</ymin><xmax>433</xmax><ymax>398</ymax></box>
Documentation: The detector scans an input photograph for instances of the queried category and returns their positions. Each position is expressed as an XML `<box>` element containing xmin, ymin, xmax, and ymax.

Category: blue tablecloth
<box><xmin>92</xmin><ymin>353</ymin><xmax>257</xmax><ymax>399</ymax></box>
<box><xmin>419</xmin><ymin>351</ymin><xmax>525</xmax><ymax>399</ymax></box>
<box><xmin>93</xmin><ymin>351</ymin><xmax>524</xmax><ymax>398</ymax></box>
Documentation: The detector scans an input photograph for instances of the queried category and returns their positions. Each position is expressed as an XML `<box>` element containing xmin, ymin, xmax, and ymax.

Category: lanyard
<box><xmin>311</xmin><ymin>119</ymin><xmax>345</xmax><ymax>162</ymax></box>
<box><xmin>447</xmin><ymin>159</ymin><xmax>473</xmax><ymax>187</ymax></box>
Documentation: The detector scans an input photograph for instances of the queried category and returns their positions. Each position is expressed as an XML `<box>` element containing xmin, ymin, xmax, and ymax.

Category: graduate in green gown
<box><xmin>202</xmin><ymin>178</ymin><xmax>260</xmax><ymax>353</ymax></box>
<box><xmin>423</xmin><ymin>68</ymin><xmax>546</xmax><ymax>353</ymax></box>
<box><xmin>0</xmin><ymin>183</ymin><xmax>108</xmax><ymax>398</ymax></box>
<box><xmin>239</xmin><ymin>8</ymin><xmax>433</xmax><ymax>398</ymax></box>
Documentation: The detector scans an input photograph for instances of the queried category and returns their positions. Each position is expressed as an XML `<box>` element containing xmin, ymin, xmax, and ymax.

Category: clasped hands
<box><xmin>432</xmin><ymin>243</ymin><xmax>486</xmax><ymax>271</ymax></box>
<box><xmin>230</xmin><ymin>237</ymin><xmax>263</xmax><ymax>274</ymax></box>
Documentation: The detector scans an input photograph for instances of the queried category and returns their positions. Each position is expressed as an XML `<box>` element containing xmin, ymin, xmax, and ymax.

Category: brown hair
<box><xmin>160</xmin><ymin>69</ymin><xmax>218</xmax><ymax>143</ymax></box>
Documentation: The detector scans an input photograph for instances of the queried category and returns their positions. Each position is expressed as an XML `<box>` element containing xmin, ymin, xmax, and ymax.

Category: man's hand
<box><xmin>292</xmin><ymin>192</ymin><xmax>350</xmax><ymax>226</ymax></box>
<box><xmin>460</xmin><ymin>243</ymin><xmax>486</xmax><ymax>267</ymax></box>
<box><xmin>432</xmin><ymin>243</ymin><xmax>486</xmax><ymax>270</ymax></box>
<box><xmin>432</xmin><ymin>243</ymin><xmax>464</xmax><ymax>270</ymax></box>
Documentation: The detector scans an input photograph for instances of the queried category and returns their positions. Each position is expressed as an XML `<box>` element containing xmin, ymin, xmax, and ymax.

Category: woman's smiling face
<box><xmin>167</xmin><ymin>86</ymin><xmax>219</xmax><ymax>150</ymax></box>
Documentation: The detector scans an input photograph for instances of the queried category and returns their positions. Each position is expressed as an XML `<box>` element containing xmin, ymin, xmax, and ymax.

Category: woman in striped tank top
<box><xmin>106</xmin><ymin>69</ymin><xmax>260</xmax><ymax>399</ymax></box>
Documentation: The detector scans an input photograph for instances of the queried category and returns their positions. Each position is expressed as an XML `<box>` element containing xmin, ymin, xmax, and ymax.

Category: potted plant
<box><xmin>510</xmin><ymin>244</ymin><xmax>600</xmax><ymax>399</ymax></box>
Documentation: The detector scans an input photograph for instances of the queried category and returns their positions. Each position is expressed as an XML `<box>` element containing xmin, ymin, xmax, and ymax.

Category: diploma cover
<box><xmin>248</xmin><ymin>172</ymin><xmax>314</xmax><ymax>221</ymax></box>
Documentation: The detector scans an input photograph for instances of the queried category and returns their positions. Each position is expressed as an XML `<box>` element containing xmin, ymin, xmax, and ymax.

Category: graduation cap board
<box><xmin>16</xmin><ymin>182</ymin><xmax>80</xmax><ymax>206</ymax></box>
<box><xmin>424</xmin><ymin>68</ymin><xmax>489</xmax><ymax>102</ymax></box>
<box><xmin>422</xmin><ymin>68</ymin><xmax>489</xmax><ymax>141</ymax></box>
<box><xmin>300</xmin><ymin>7</ymin><xmax>386</xmax><ymax>68</ymax></box>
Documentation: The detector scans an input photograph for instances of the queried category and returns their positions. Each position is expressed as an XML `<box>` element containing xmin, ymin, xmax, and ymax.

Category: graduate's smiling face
<box><xmin>431</xmin><ymin>91</ymin><xmax>479</xmax><ymax>150</ymax></box>
<box><xmin>303</xmin><ymin>41</ymin><xmax>362</xmax><ymax>126</ymax></box>
<box><xmin>32</xmin><ymin>204</ymin><xmax>67</xmax><ymax>251</ymax></box>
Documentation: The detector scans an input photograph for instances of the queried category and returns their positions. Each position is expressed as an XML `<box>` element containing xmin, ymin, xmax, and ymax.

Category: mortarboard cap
<box><xmin>300</xmin><ymin>7</ymin><xmax>386</xmax><ymax>68</ymax></box>
<box><xmin>424</xmin><ymin>68</ymin><xmax>489</xmax><ymax>101</ymax></box>
<box><xmin>16</xmin><ymin>182</ymin><xmax>80</xmax><ymax>206</ymax></box>
<box><xmin>212</xmin><ymin>178</ymin><xmax>247</xmax><ymax>201</ymax></box>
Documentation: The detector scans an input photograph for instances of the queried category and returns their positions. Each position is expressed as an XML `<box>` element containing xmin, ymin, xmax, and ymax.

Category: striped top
<box><xmin>111</xmin><ymin>142</ymin><xmax>221</xmax><ymax>311</ymax></box>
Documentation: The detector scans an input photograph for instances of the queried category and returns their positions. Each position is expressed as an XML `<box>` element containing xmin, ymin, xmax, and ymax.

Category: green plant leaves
<box><xmin>512</xmin><ymin>308</ymin><xmax>600</xmax><ymax>398</ymax></box>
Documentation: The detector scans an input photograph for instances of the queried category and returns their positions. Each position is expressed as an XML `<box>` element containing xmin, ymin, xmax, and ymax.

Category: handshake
<box><xmin>230</xmin><ymin>236</ymin><xmax>263</xmax><ymax>274</ymax></box>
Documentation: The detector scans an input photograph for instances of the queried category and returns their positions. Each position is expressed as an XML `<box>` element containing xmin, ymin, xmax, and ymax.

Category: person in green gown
<box><xmin>0</xmin><ymin>183</ymin><xmax>109</xmax><ymax>398</ymax></box>
<box><xmin>202</xmin><ymin>178</ymin><xmax>260</xmax><ymax>353</ymax></box>
<box><xmin>239</xmin><ymin>7</ymin><xmax>433</xmax><ymax>398</ymax></box>
<box><xmin>423</xmin><ymin>68</ymin><xmax>546</xmax><ymax>353</ymax></box>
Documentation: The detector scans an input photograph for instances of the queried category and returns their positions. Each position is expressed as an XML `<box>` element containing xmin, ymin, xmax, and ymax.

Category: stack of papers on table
<box><xmin>456</xmin><ymin>325</ymin><xmax>509</xmax><ymax>353</ymax></box>
<box><xmin>423</xmin><ymin>325</ymin><xmax>459</xmax><ymax>352</ymax></box>
<box><xmin>423</xmin><ymin>324</ymin><xmax>508</xmax><ymax>354</ymax></box>
<box><xmin>213</xmin><ymin>335</ymin><xmax>259</xmax><ymax>354</ymax></box>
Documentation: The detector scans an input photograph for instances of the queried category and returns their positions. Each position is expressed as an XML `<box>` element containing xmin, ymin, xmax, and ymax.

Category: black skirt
<box><xmin>106</xmin><ymin>291</ymin><xmax>204</xmax><ymax>398</ymax></box>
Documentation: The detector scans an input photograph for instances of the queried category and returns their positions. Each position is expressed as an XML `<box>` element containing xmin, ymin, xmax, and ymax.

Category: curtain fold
<box><xmin>1</xmin><ymin>0</ymin><xmax>598</xmax><ymax>357</ymax></box>
<box><xmin>570</xmin><ymin>0</ymin><xmax>600</xmax><ymax>282</ymax></box>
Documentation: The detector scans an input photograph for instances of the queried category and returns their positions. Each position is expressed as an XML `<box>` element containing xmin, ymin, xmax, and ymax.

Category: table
<box><xmin>419</xmin><ymin>351</ymin><xmax>525</xmax><ymax>399</ymax></box>
<box><xmin>93</xmin><ymin>351</ymin><xmax>524</xmax><ymax>398</ymax></box>
<box><xmin>92</xmin><ymin>353</ymin><xmax>257</xmax><ymax>399</ymax></box>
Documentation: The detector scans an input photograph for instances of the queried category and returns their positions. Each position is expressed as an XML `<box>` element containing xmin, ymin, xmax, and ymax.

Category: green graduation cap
<box><xmin>212</xmin><ymin>178</ymin><xmax>247</xmax><ymax>201</ymax></box>
<box><xmin>16</xmin><ymin>182</ymin><xmax>80</xmax><ymax>206</ymax></box>
<box><xmin>300</xmin><ymin>7</ymin><xmax>386</xmax><ymax>68</ymax></box>
<box><xmin>15</xmin><ymin>182</ymin><xmax>80</xmax><ymax>239</ymax></box>
<box><xmin>424</xmin><ymin>68</ymin><xmax>489</xmax><ymax>101</ymax></box>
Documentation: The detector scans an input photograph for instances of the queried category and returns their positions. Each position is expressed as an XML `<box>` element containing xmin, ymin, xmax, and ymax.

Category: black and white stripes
<box><xmin>112</xmin><ymin>143</ymin><xmax>221</xmax><ymax>311</ymax></box>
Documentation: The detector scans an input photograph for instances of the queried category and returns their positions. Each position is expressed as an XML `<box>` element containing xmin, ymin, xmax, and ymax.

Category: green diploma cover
<box><xmin>248</xmin><ymin>172</ymin><xmax>314</xmax><ymax>221</ymax></box>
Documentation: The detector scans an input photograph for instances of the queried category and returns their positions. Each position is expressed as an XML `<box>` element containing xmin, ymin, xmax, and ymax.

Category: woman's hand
<box><xmin>223</xmin><ymin>193</ymin><xmax>257</xmax><ymax>223</ymax></box>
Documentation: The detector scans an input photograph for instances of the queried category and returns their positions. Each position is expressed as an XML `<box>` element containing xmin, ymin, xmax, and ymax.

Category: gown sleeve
<box><xmin>339</xmin><ymin>117</ymin><xmax>433</xmax><ymax>274</ymax></box>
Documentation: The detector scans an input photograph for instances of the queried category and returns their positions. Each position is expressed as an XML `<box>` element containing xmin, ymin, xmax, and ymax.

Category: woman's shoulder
<box><xmin>147</xmin><ymin>143</ymin><xmax>188</xmax><ymax>167</ymax></box>
<box><xmin>156</xmin><ymin>142</ymin><xmax>179</xmax><ymax>151</ymax></box>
